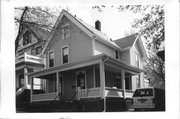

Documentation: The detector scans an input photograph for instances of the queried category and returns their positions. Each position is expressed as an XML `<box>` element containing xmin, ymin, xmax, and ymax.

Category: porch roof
<box><xmin>27</xmin><ymin>54</ymin><xmax>144</xmax><ymax>77</ymax></box>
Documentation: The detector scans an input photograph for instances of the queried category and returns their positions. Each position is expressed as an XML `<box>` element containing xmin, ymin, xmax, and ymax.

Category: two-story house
<box><xmin>15</xmin><ymin>24</ymin><xmax>49</xmax><ymax>93</ymax></box>
<box><xmin>26</xmin><ymin>9</ymin><xmax>147</xmax><ymax>112</ymax></box>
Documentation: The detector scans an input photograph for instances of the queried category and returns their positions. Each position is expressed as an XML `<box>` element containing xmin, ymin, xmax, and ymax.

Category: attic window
<box><xmin>62</xmin><ymin>23</ymin><xmax>70</xmax><ymax>39</ymax></box>
<box><xmin>36</xmin><ymin>46</ymin><xmax>42</xmax><ymax>55</ymax></box>
<box><xmin>31</xmin><ymin>48</ymin><xmax>36</xmax><ymax>55</ymax></box>
<box><xmin>23</xmin><ymin>31</ymin><xmax>31</xmax><ymax>46</ymax></box>
<box><xmin>135</xmin><ymin>52</ymin><xmax>140</xmax><ymax>68</ymax></box>
<box><xmin>115</xmin><ymin>50</ymin><xmax>119</xmax><ymax>59</ymax></box>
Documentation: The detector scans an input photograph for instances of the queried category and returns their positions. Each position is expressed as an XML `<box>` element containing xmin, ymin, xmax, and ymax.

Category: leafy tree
<box><xmin>93</xmin><ymin>5</ymin><xmax>164</xmax><ymax>51</ymax></box>
<box><xmin>92</xmin><ymin>5</ymin><xmax>165</xmax><ymax>89</ymax></box>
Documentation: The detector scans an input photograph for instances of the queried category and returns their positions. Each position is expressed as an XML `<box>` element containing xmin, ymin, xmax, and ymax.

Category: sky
<box><xmin>67</xmin><ymin>5</ymin><xmax>142</xmax><ymax>40</ymax></box>
<box><xmin>15</xmin><ymin>5</ymin><xmax>142</xmax><ymax>40</ymax></box>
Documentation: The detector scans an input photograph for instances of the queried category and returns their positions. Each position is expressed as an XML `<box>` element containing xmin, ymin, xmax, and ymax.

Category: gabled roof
<box><xmin>15</xmin><ymin>24</ymin><xmax>50</xmax><ymax>51</ymax></box>
<box><xmin>28</xmin><ymin>25</ymin><xmax>50</xmax><ymax>41</ymax></box>
<box><xmin>74</xmin><ymin>17</ymin><xmax>119</xmax><ymax>48</ymax></box>
<box><xmin>114</xmin><ymin>33</ymin><xmax>147</xmax><ymax>58</ymax></box>
<box><xmin>114</xmin><ymin>33</ymin><xmax>138</xmax><ymax>49</ymax></box>
<box><xmin>42</xmin><ymin>9</ymin><xmax>120</xmax><ymax>54</ymax></box>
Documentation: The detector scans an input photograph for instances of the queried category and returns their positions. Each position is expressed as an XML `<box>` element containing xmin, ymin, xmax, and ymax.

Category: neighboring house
<box><xmin>15</xmin><ymin>24</ymin><xmax>50</xmax><ymax>91</ymax></box>
<box><xmin>25</xmin><ymin>9</ymin><xmax>147</xmax><ymax>111</ymax></box>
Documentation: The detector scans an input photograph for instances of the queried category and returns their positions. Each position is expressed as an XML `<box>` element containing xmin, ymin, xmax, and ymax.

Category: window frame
<box><xmin>48</xmin><ymin>50</ymin><xmax>55</xmax><ymax>68</ymax></box>
<box><xmin>23</xmin><ymin>31</ymin><xmax>31</xmax><ymax>46</ymax></box>
<box><xmin>135</xmin><ymin>51</ymin><xmax>140</xmax><ymax>68</ymax></box>
<box><xmin>114</xmin><ymin>74</ymin><xmax>122</xmax><ymax>89</ymax></box>
<box><xmin>125</xmin><ymin>74</ymin><xmax>132</xmax><ymax>90</ymax></box>
<box><xmin>62</xmin><ymin>23</ymin><xmax>70</xmax><ymax>39</ymax></box>
<box><xmin>61</xmin><ymin>45</ymin><xmax>69</xmax><ymax>64</ymax></box>
<box><xmin>36</xmin><ymin>45</ymin><xmax>42</xmax><ymax>55</ymax></box>
<box><xmin>115</xmin><ymin>50</ymin><xmax>119</xmax><ymax>59</ymax></box>
<box><xmin>31</xmin><ymin>48</ymin><xmax>36</xmax><ymax>55</ymax></box>
<box><xmin>136</xmin><ymin>75</ymin><xmax>141</xmax><ymax>88</ymax></box>
<box><xmin>76</xmin><ymin>70</ymin><xmax>86</xmax><ymax>89</ymax></box>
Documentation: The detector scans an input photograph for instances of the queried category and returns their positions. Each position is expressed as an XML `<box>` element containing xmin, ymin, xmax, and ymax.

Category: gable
<box><xmin>16</xmin><ymin>25</ymin><xmax>50</xmax><ymax>52</ymax></box>
<box><xmin>17</xmin><ymin>28</ymin><xmax>38</xmax><ymax>51</ymax></box>
<box><xmin>133</xmin><ymin>37</ymin><xmax>147</xmax><ymax>58</ymax></box>
<box><xmin>42</xmin><ymin>9</ymin><xmax>120</xmax><ymax>54</ymax></box>
<box><xmin>114</xmin><ymin>33</ymin><xmax>138</xmax><ymax>49</ymax></box>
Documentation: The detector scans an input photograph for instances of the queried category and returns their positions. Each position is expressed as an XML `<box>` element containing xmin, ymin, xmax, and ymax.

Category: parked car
<box><xmin>132</xmin><ymin>87</ymin><xmax>165</xmax><ymax>111</ymax></box>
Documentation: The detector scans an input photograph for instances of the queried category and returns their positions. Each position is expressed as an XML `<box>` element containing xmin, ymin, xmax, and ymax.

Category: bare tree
<box><xmin>15</xmin><ymin>6</ymin><xmax>61</xmax><ymax>50</ymax></box>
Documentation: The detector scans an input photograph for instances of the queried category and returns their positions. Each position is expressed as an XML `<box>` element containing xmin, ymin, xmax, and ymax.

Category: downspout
<box><xmin>102</xmin><ymin>55</ymin><xmax>109</xmax><ymax>112</ymax></box>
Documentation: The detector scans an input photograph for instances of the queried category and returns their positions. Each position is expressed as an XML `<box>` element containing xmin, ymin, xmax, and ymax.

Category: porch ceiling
<box><xmin>104</xmin><ymin>57</ymin><xmax>144</xmax><ymax>75</ymax></box>
<box><xmin>27</xmin><ymin>54</ymin><xmax>144</xmax><ymax>78</ymax></box>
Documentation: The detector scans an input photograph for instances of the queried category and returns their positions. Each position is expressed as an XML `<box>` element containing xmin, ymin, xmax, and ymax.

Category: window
<box><xmin>23</xmin><ymin>31</ymin><xmax>31</xmax><ymax>46</ymax></box>
<box><xmin>49</xmin><ymin>51</ymin><xmax>54</xmax><ymax>67</ymax></box>
<box><xmin>76</xmin><ymin>71</ymin><xmax>86</xmax><ymax>89</ymax></box>
<box><xmin>62</xmin><ymin>46</ymin><xmax>69</xmax><ymax>64</ymax></box>
<box><xmin>115</xmin><ymin>75</ymin><xmax>122</xmax><ymax>89</ymax></box>
<box><xmin>27</xmin><ymin>68</ymin><xmax>33</xmax><ymax>84</ymax></box>
<box><xmin>115</xmin><ymin>50</ymin><xmax>119</xmax><ymax>59</ymax></box>
<box><xmin>125</xmin><ymin>73</ymin><xmax>132</xmax><ymax>90</ymax></box>
<box><xmin>136</xmin><ymin>75</ymin><xmax>141</xmax><ymax>88</ymax></box>
<box><xmin>95</xmin><ymin>67</ymin><xmax>100</xmax><ymax>87</ymax></box>
<box><xmin>135</xmin><ymin>52</ymin><xmax>140</xmax><ymax>67</ymax></box>
<box><xmin>62</xmin><ymin>24</ymin><xmax>70</xmax><ymax>39</ymax></box>
<box><xmin>133</xmin><ymin>88</ymin><xmax>153</xmax><ymax>97</ymax></box>
<box><xmin>36</xmin><ymin>46</ymin><xmax>42</xmax><ymax>55</ymax></box>
<box><xmin>31</xmin><ymin>48</ymin><xmax>36</xmax><ymax>55</ymax></box>
<box><xmin>19</xmin><ymin>74</ymin><xmax>24</xmax><ymax>88</ymax></box>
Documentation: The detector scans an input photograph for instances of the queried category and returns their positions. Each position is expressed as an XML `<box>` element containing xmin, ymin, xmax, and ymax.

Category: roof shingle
<box><xmin>114</xmin><ymin>33</ymin><xmax>138</xmax><ymax>49</ymax></box>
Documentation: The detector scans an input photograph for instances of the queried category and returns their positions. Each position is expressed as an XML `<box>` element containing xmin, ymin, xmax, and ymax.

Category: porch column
<box><xmin>121</xmin><ymin>70</ymin><xmax>126</xmax><ymax>99</ymax></box>
<box><xmin>100</xmin><ymin>61</ymin><xmax>105</xmax><ymax>99</ymax></box>
<box><xmin>30</xmin><ymin>76</ymin><xmax>33</xmax><ymax>103</ymax></box>
<box><xmin>24</xmin><ymin>67</ymin><xmax>28</xmax><ymax>85</ymax></box>
<box><xmin>100</xmin><ymin>61</ymin><xmax>106</xmax><ymax>112</ymax></box>
<box><xmin>56</xmin><ymin>72</ymin><xmax>60</xmax><ymax>101</ymax></box>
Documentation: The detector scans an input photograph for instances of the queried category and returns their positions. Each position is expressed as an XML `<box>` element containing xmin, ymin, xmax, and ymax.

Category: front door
<box><xmin>76</xmin><ymin>71</ymin><xmax>86</xmax><ymax>100</ymax></box>
<box><xmin>76</xmin><ymin>71</ymin><xmax>86</xmax><ymax>89</ymax></box>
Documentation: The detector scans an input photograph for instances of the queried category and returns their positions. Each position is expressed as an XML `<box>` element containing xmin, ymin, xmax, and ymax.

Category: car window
<box><xmin>133</xmin><ymin>89</ymin><xmax>153</xmax><ymax>97</ymax></box>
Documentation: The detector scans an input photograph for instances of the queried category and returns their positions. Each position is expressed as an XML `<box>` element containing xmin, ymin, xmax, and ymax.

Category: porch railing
<box><xmin>125</xmin><ymin>90</ymin><xmax>134</xmax><ymax>98</ymax></box>
<box><xmin>15</xmin><ymin>53</ymin><xmax>44</xmax><ymax>65</ymax></box>
<box><xmin>32</xmin><ymin>92</ymin><xmax>57</xmax><ymax>102</ymax></box>
<box><xmin>78</xmin><ymin>87</ymin><xmax>100</xmax><ymax>99</ymax></box>
<box><xmin>105</xmin><ymin>87</ymin><xmax>123</xmax><ymax>98</ymax></box>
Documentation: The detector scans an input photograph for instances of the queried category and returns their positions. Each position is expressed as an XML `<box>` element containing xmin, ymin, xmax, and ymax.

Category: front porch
<box><xmin>28</xmin><ymin>55</ymin><xmax>143</xmax><ymax>104</ymax></box>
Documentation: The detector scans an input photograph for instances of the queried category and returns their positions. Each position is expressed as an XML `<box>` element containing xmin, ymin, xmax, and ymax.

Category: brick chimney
<box><xmin>95</xmin><ymin>20</ymin><xmax>101</xmax><ymax>31</ymax></box>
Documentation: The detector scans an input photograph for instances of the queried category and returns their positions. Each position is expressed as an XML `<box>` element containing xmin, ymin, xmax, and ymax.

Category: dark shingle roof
<box><xmin>29</xmin><ymin>25</ymin><xmax>50</xmax><ymax>41</ymax></box>
<box><xmin>65</xmin><ymin>10</ymin><xmax>119</xmax><ymax>48</ymax></box>
<box><xmin>114</xmin><ymin>33</ymin><xmax>138</xmax><ymax>49</ymax></box>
